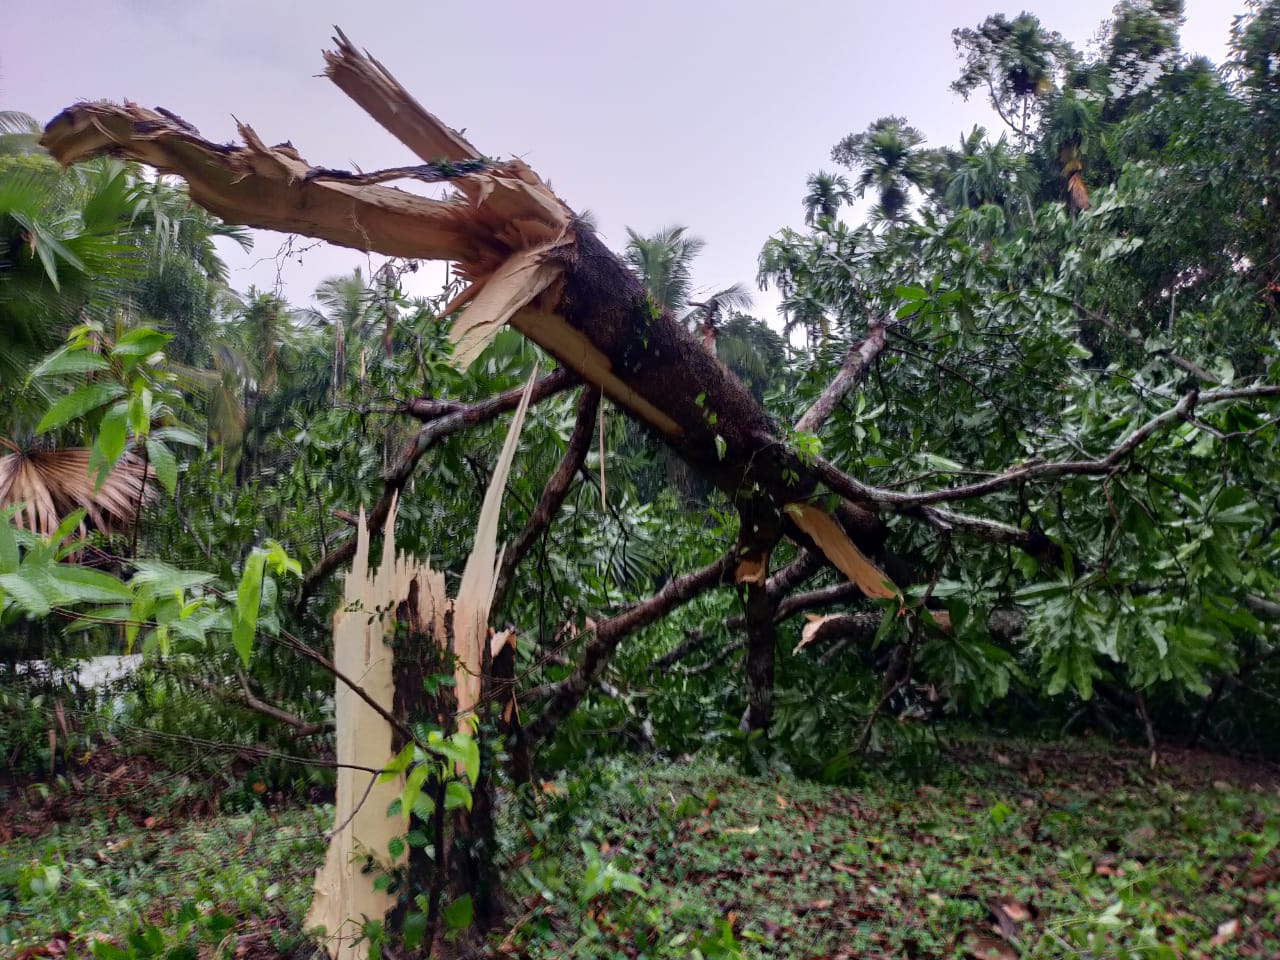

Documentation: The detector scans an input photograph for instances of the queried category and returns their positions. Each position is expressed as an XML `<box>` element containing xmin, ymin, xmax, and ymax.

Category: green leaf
<box><xmin>387</xmin><ymin>835</ymin><xmax>405</xmax><ymax>860</ymax></box>
<box><xmin>91</xmin><ymin>405</ymin><xmax>128</xmax><ymax>488</ymax></box>
<box><xmin>0</xmin><ymin>513</ymin><xmax>18</xmax><ymax>574</ymax></box>
<box><xmin>232</xmin><ymin>549</ymin><xmax>267</xmax><ymax>667</ymax></box>
<box><xmin>0</xmin><ymin>571</ymin><xmax>52</xmax><ymax>616</ymax></box>
<box><xmin>36</xmin><ymin>381</ymin><xmax>126</xmax><ymax>433</ymax></box>
<box><xmin>145</xmin><ymin>439</ymin><xmax>178</xmax><ymax>495</ymax></box>
<box><xmin>46</xmin><ymin>565</ymin><xmax>131</xmax><ymax>603</ymax></box>
<box><xmin>444</xmin><ymin>779</ymin><xmax>473</xmax><ymax>812</ymax></box>
<box><xmin>380</xmin><ymin>743</ymin><xmax>415</xmax><ymax>782</ymax></box>
<box><xmin>428</xmin><ymin>732</ymin><xmax>481</xmax><ymax>786</ymax></box>
<box><xmin>442</xmin><ymin>895</ymin><xmax>473</xmax><ymax>931</ymax></box>
<box><xmin>401</xmin><ymin>910</ymin><xmax>427</xmax><ymax>950</ymax></box>
<box><xmin>402</xmin><ymin>762</ymin><xmax>430</xmax><ymax>820</ymax></box>
<box><xmin>30</xmin><ymin>349</ymin><xmax>110</xmax><ymax>379</ymax></box>
<box><xmin>128</xmin><ymin>388</ymin><xmax>153</xmax><ymax>438</ymax></box>
<box><xmin>111</xmin><ymin>328</ymin><xmax>172</xmax><ymax>359</ymax></box>
<box><xmin>151</xmin><ymin>426</ymin><xmax>204</xmax><ymax>447</ymax></box>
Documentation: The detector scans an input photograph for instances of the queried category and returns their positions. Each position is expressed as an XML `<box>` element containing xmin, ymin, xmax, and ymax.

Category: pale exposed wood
<box><xmin>510</xmin><ymin>308</ymin><xmax>683</xmax><ymax>437</ymax></box>
<box><xmin>449</xmin><ymin>249</ymin><xmax>563</xmax><ymax>368</ymax></box>
<box><xmin>307</xmin><ymin>505</ymin><xmax>410</xmax><ymax>960</ymax></box>
<box><xmin>324</xmin><ymin>28</ymin><xmax>484</xmax><ymax>167</ymax></box>
<box><xmin>786</xmin><ymin>503</ymin><xmax>900</xmax><ymax>601</ymax></box>
<box><xmin>452</xmin><ymin>368</ymin><xmax>538</xmax><ymax>725</ymax></box>
<box><xmin>41</xmin><ymin>104</ymin><xmax>482</xmax><ymax>263</ymax></box>
<box><xmin>794</xmin><ymin>613</ymin><xmax>841</xmax><ymax>654</ymax></box>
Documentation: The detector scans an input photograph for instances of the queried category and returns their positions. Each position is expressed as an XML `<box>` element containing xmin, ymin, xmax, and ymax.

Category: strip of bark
<box><xmin>491</xmin><ymin>386</ymin><xmax>600</xmax><ymax>610</ymax></box>
<box><xmin>525</xmin><ymin>553</ymin><xmax>734</xmax><ymax>742</ymax></box>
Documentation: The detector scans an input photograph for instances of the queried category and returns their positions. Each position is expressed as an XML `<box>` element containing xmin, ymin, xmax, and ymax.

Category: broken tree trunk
<box><xmin>39</xmin><ymin>30</ymin><xmax>904</xmax><ymax>740</ymax></box>
<box><xmin>303</xmin><ymin>372</ymin><xmax>536</xmax><ymax>958</ymax></box>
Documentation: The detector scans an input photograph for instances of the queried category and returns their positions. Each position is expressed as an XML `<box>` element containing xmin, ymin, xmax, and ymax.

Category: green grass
<box><xmin>2</xmin><ymin>739</ymin><xmax>1278</xmax><ymax>959</ymax></box>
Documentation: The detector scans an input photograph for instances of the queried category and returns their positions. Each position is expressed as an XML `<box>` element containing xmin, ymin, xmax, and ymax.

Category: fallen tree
<box><xmin>38</xmin><ymin>24</ymin><xmax>1280</xmax><ymax>950</ymax></box>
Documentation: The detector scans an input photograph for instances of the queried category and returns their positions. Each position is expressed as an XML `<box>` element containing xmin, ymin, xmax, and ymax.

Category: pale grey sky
<box><xmin>3</xmin><ymin>0</ymin><xmax>1243</xmax><ymax>321</ymax></box>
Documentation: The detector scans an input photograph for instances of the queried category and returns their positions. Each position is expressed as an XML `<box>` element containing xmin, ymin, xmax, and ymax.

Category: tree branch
<box><xmin>491</xmin><ymin>386</ymin><xmax>600</xmax><ymax>610</ymax></box>
<box><xmin>813</xmin><ymin>384</ymin><xmax>1280</xmax><ymax>512</ymax></box>
<box><xmin>299</xmin><ymin>368</ymin><xmax>575</xmax><ymax>599</ymax></box>
<box><xmin>1074</xmin><ymin>302</ymin><xmax>1219</xmax><ymax>384</ymax></box>
<box><xmin>525</xmin><ymin>553</ymin><xmax>734</xmax><ymax>742</ymax></box>
<box><xmin>794</xmin><ymin>321</ymin><xmax>888</xmax><ymax>434</ymax></box>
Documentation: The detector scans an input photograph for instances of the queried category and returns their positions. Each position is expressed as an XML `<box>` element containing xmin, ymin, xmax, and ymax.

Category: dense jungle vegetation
<box><xmin>4</xmin><ymin>2</ymin><xmax>1280</xmax><ymax>957</ymax></box>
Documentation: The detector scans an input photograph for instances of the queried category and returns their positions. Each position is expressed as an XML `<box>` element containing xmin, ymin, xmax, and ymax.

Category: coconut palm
<box><xmin>831</xmin><ymin>117</ymin><xmax>931</xmax><ymax>222</ymax></box>
<box><xmin>0</xmin><ymin>111</ymin><xmax>42</xmax><ymax>156</ymax></box>
<box><xmin>624</xmin><ymin>225</ymin><xmax>704</xmax><ymax>314</ymax></box>
<box><xmin>802</xmin><ymin>171</ymin><xmax>853</xmax><ymax>225</ymax></box>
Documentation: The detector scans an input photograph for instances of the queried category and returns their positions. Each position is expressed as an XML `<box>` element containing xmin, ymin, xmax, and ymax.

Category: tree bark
<box><xmin>743</xmin><ymin>581</ymin><xmax>778</xmax><ymax>734</ymax></box>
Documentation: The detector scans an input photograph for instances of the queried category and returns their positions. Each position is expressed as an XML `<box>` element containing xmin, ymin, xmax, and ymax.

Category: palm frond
<box><xmin>0</xmin><ymin>447</ymin><xmax>152</xmax><ymax>539</ymax></box>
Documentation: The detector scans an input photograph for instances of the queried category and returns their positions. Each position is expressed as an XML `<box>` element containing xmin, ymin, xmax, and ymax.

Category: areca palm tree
<box><xmin>943</xmin><ymin>129</ymin><xmax>1035</xmax><ymax>218</ymax></box>
<box><xmin>802</xmin><ymin>171</ymin><xmax>853</xmax><ymax>225</ymax></box>
<box><xmin>684</xmin><ymin>282</ymin><xmax>754</xmax><ymax>354</ymax></box>
<box><xmin>308</xmin><ymin>268</ymin><xmax>375</xmax><ymax>406</ymax></box>
<box><xmin>951</xmin><ymin>13</ymin><xmax>1073</xmax><ymax>144</ymax></box>
<box><xmin>831</xmin><ymin>117</ymin><xmax>931</xmax><ymax>222</ymax></box>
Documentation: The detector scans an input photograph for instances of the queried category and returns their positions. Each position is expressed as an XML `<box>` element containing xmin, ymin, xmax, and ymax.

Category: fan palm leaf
<box><xmin>0</xmin><ymin>446</ymin><xmax>152</xmax><ymax>539</ymax></box>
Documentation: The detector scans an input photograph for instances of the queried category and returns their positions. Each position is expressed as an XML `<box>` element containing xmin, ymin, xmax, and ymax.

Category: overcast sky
<box><xmin>3</xmin><ymin>0</ymin><xmax>1244</xmax><ymax>322</ymax></box>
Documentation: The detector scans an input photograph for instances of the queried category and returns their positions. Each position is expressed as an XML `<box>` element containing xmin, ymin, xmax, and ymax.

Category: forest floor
<box><xmin>1</xmin><ymin>737</ymin><xmax>1278</xmax><ymax>959</ymax></box>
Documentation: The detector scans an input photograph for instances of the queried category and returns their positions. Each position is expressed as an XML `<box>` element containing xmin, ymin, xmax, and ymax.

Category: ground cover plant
<box><xmin>2</xmin><ymin>739</ymin><xmax>1278</xmax><ymax>958</ymax></box>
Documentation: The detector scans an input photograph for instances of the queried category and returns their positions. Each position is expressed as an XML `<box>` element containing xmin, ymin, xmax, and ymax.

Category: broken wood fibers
<box><xmin>306</xmin><ymin>371</ymin><xmax>536</xmax><ymax>959</ymax></box>
<box><xmin>37</xmin><ymin>29</ymin><xmax>901</xmax><ymax>608</ymax></box>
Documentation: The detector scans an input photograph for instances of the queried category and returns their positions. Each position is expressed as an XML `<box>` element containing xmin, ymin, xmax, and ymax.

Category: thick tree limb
<box><xmin>525</xmin><ymin>553</ymin><xmax>733</xmax><ymax>742</ymax></box>
<box><xmin>813</xmin><ymin>384</ymin><xmax>1280</xmax><ymax>511</ymax></box>
<box><xmin>301</xmin><ymin>369</ymin><xmax>574</xmax><ymax>597</ymax></box>
<box><xmin>794</xmin><ymin>321</ymin><xmax>888</xmax><ymax>434</ymax></box>
<box><xmin>491</xmin><ymin>386</ymin><xmax>601</xmax><ymax>610</ymax></box>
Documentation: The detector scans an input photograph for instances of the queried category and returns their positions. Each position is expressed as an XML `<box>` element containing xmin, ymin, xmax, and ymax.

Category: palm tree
<box><xmin>623</xmin><ymin>225</ymin><xmax>752</xmax><ymax>353</ymax></box>
<box><xmin>684</xmin><ymin>282</ymin><xmax>754</xmax><ymax>354</ymax></box>
<box><xmin>802</xmin><ymin>171</ymin><xmax>853</xmax><ymax>225</ymax></box>
<box><xmin>308</xmin><ymin>269</ymin><xmax>375</xmax><ymax>406</ymax></box>
<box><xmin>0</xmin><ymin>111</ymin><xmax>42</xmax><ymax>156</ymax></box>
<box><xmin>1039</xmin><ymin>90</ymin><xmax>1099</xmax><ymax>212</ymax></box>
<box><xmin>950</xmin><ymin>13</ymin><xmax>1073</xmax><ymax>145</ymax></box>
<box><xmin>943</xmin><ymin>128</ymin><xmax>1035</xmax><ymax>218</ymax></box>
<box><xmin>0</xmin><ymin>443</ymin><xmax>150</xmax><ymax>539</ymax></box>
<box><xmin>624</xmin><ymin>225</ymin><xmax>704</xmax><ymax>314</ymax></box>
<box><xmin>831</xmin><ymin>117</ymin><xmax>931</xmax><ymax>222</ymax></box>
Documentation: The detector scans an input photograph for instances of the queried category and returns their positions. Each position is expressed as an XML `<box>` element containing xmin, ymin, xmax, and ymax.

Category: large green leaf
<box><xmin>36</xmin><ymin>381</ymin><xmax>126</xmax><ymax>433</ymax></box>
<box><xmin>232</xmin><ymin>549</ymin><xmax>267</xmax><ymax>667</ymax></box>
